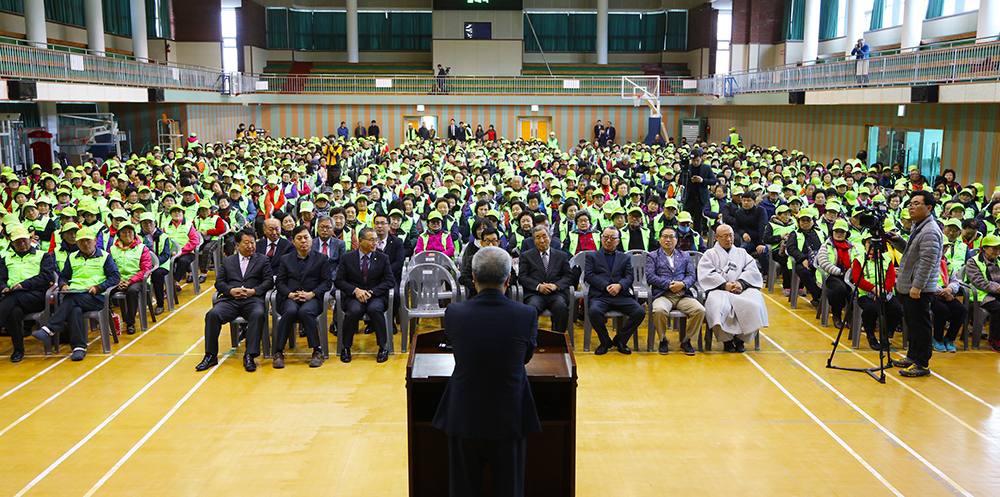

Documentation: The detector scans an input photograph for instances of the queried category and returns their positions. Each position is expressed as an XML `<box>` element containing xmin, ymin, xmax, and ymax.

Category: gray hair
<box><xmin>316</xmin><ymin>215</ymin><xmax>333</xmax><ymax>227</ymax></box>
<box><xmin>357</xmin><ymin>227</ymin><xmax>376</xmax><ymax>242</ymax></box>
<box><xmin>471</xmin><ymin>246</ymin><xmax>511</xmax><ymax>286</ymax></box>
<box><xmin>531</xmin><ymin>225</ymin><xmax>549</xmax><ymax>237</ymax></box>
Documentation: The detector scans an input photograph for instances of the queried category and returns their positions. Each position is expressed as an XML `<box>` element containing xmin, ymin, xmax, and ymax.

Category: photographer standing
<box><xmin>888</xmin><ymin>191</ymin><xmax>943</xmax><ymax>377</ymax></box>
<box><xmin>680</xmin><ymin>147</ymin><xmax>717</xmax><ymax>234</ymax></box>
<box><xmin>851</xmin><ymin>38</ymin><xmax>870</xmax><ymax>84</ymax></box>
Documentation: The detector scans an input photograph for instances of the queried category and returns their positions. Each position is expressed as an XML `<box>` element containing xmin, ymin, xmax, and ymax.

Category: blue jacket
<box><xmin>584</xmin><ymin>249</ymin><xmax>634</xmax><ymax>301</ymax></box>
<box><xmin>337</xmin><ymin>126</ymin><xmax>349</xmax><ymax>139</ymax></box>
<box><xmin>645</xmin><ymin>248</ymin><xmax>696</xmax><ymax>300</ymax></box>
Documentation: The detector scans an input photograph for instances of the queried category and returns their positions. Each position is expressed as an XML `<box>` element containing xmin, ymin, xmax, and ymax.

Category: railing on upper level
<box><xmin>233</xmin><ymin>73</ymin><xmax>698</xmax><ymax>97</ymax></box>
<box><xmin>698</xmin><ymin>37</ymin><xmax>1000</xmax><ymax>96</ymax></box>
<box><xmin>0</xmin><ymin>41</ymin><xmax>227</xmax><ymax>92</ymax></box>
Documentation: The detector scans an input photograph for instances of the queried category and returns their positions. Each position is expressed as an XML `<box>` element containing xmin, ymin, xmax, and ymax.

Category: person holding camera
<box><xmin>852</xmin><ymin>38</ymin><xmax>870</xmax><ymax>84</ymax></box>
<box><xmin>888</xmin><ymin>191</ymin><xmax>943</xmax><ymax>377</ymax></box>
<box><xmin>680</xmin><ymin>147</ymin><xmax>716</xmax><ymax>234</ymax></box>
<box><xmin>435</xmin><ymin>64</ymin><xmax>449</xmax><ymax>94</ymax></box>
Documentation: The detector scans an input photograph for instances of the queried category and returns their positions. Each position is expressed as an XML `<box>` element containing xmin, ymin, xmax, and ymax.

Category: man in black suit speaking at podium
<box><xmin>432</xmin><ymin>246</ymin><xmax>542</xmax><ymax>497</ymax></box>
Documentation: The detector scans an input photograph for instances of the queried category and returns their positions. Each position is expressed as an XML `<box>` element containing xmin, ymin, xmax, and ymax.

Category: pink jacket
<box><xmin>415</xmin><ymin>230</ymin><xmax>455</xmax><ymax>257</ymax></box>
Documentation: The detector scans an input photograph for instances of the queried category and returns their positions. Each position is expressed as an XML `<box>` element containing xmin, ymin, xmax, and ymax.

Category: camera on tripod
<box><xmin>856</xmin><ymin>201</ymin><xmax>889</xmax><ymax>232</ymax></box>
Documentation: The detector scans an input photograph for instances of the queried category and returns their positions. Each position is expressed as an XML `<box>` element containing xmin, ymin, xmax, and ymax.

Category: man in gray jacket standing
<box><xmin>888</xmin><ymin>191</ymin><xmax>943</xmax><ymax>377</ymax></box>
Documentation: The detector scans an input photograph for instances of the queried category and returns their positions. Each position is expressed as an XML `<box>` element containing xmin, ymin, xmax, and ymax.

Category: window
<box><xmin>222</xmin><ymin>8</ymin><xmax>238</xmax><ymax>72</ymax></box>
<box><xmin>716</xmin><ymin>10</ymin><xmax>731</xmax><ymax>74</ymax></box>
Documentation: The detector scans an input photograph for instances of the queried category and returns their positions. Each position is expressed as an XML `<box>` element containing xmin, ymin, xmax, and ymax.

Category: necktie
<box><xmin>322</xmin><ymin>242</ymin><xmax>328</xmax><ymax>256</ymax></box>
<box><xmin>361</xmin><ymin>254</ymin><xmax>369</xmax><ymax>281</ymax></box>
<box><xmin>541</xmin><ymin>251</ymin><xmax>549</xmax><ymax>274</ymax></box>
<box><xmin>266</xmin><ymin>242</ymin><xmax>275</xmax><ymax>257</ymax></box>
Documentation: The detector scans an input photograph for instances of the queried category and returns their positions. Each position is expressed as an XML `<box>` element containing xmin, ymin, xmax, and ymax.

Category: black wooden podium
<box><xmin>406</xmin><ymin>329</ymin><xmax>577</xmax><ymax>497</ymax></box>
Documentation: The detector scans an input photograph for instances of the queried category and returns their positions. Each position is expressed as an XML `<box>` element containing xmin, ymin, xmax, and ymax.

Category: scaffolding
<box><xmin>0</xmin><ymin>113</ymin><xmax>27</xmax><ymax>171</ymax></box>
<box><xmin>158</xmin><ymin>114</ymin><xmax>182</xmax><ymax>152</ymax></box>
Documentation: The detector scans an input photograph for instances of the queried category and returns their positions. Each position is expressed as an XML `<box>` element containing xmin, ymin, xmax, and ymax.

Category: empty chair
<box><xmin>408</xmin><ymin>250</ymin><xmax>466</xmax><ymax>302</ymax></box>
<box><xmin>399</xmin><ymin>263</ymin><xmax>458</xmax><ymax>352</ymax></box>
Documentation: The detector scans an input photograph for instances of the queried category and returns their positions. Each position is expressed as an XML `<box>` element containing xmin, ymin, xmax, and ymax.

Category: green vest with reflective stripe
<box><xmin>68</xmin><ymin>251</ymin><xmax>111</xmax><ymax>291</ymax></box>
<box><xmin>110</xmin><ymin>243</ymin><xmax>144</xmax><ymax>282</ymax></box>
<box><xmin>4</xmin><ymin>249</ymin><xmax>44</xmax><ymax>287</ymax></box>
<box><xmin>620</xmin><ymin>226</ymin><xmax>650</xmax><ymax>252</ymax></box>
<box><xmin>195</xmin><ymin>215</ymin><xmax>219</xmax><ymax>241</ymax></box>
<box><xmin>164</xmin><ymin>219</ymin><xmax>192</xmax><ymax>253</ymax></box>
<box><xmin>769</xmin><ymin>220</ymin><xmax>795</xmax><ymax>250</ymax></box>
<box><xmin>971</xmin><ymin>257</ymin><xmax>994</xmax><ymax>302</ymax></box>
<box><xmin>943</xmin><ymin>242</ymin><xmax>966</xmax><ymax>275</ymax></box>
<box><xmin>857</xmin><ymin>252</ymin><xmax>892</xmax><ymax>297</ymax></box>
<box><xmin>568</xmin><ymin>232</ymin><xmax>598</xmax><ymax>254</ymax></box>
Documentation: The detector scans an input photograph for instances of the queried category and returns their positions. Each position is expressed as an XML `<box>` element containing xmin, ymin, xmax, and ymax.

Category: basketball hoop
<box><xmin>632</xmin><ymin>95</ymin><xmax>642</xmax><ymax>107</ymax></box>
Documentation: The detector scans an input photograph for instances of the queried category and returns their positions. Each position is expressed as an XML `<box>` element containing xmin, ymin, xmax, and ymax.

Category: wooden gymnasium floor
<box><xmin>0</xmin><ymin>274</ymin><xmax>998</xmax><ymax>497</ymax></box>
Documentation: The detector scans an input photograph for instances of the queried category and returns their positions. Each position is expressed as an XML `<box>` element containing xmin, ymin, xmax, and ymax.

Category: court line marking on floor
<box><xmin>12</xmin><ymin>335</ymin><xmax>207</xmax><ymax>497</ymax></box>
<box><xmin>765</xmin><ymin>294</ymin><xmax>1000</xmax><ymax>449</ymax></box>
<box><xmin>743</xmin><ymin>354</ymin><xmax>903</xmax><ymax>497</ymax></box>
<box><xmin>0</xmin><ymin>282</ymin><xmax>194</xmax><ymax>396</ymax></box>
<box><xmin>0</xmin><ymin>337</ymin><xmax>100</xmax><ymax>401</ymax></box>
<box><xmin>757</xmin><ymin>329</ymin><xmax>973</xmax><ymax>497</ymax></box>
<box><xmin>0</xmin><ymin>287</ymin><xmax>211</xmax><ymax>440</ymax></box>
<box><xmin>81</xmin><ymin>350</ymin><xmax>233</xmax><ymax>497</ymax></box>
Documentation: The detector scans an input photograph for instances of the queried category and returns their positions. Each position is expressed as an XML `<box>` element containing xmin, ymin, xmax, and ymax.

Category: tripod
<box><xmin>826</xmin><ymin>227</ymin><xmax>892</xmax><ymax>383</ymax></box>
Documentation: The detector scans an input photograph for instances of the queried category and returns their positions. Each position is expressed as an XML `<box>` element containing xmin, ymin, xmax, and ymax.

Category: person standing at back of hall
<box><xmin>433</xmin><ymin>246</ymin><xmax>541</xmax><ymax>497</ymax></box>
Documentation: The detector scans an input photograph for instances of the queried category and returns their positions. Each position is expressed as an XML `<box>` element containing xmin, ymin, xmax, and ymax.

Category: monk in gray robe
<box><xmin>698</xmin><ymin>224</ymin><xmax>769</xmax><ymax>352</ymax></box>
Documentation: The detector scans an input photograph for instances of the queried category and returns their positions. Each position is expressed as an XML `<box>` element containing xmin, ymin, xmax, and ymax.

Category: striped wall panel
<box><xmin>108</xmin><ymin>102</ymin><xmax>184</xmax><ymax>153</ymax></box>
<box><xmin>241</xmin><ymin>103</ymin><xmax>690</xmax><ymax>152</ymax></box>
<box><xmin>702</xmin><ymin>103</ymin><xmax>1000</xmax><ymax>191</ymax></box>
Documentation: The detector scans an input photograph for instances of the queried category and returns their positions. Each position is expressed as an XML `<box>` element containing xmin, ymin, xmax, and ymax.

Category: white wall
<box><xmin>686</xmin><ymin>48</ymin><xmax>710</xmax><ymax>77</ymax></box>
<box><xmin>433</xmin><ymin>39</ymin><xmax>522</xmax><ymax>76</ymax></box>
<box><xmin>523</xmin><ymin>52</ymin><xmax>662</xmax><ymax>64</ymax></box>
<box><xmin>173</xmin><ymin>42</ymin><xmax>223</xmax><ymax>69</ymax></box>
<box><xmin>817</xmin><ymin>10</ymin><xmax>979</xmax><ymax>54</ymax></box>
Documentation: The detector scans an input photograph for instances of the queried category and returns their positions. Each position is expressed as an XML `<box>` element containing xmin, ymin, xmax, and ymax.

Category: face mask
<box><xmin>678</xmin><ymin>226</ymin><xmax>690</xmax><ymax>233</ymax></box>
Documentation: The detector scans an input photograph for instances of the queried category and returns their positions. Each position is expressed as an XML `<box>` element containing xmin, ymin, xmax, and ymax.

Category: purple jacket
<box><xmin>645</xmin><ymin>248</ymin><xmax>696</xmax><ymax>300</ymax></box>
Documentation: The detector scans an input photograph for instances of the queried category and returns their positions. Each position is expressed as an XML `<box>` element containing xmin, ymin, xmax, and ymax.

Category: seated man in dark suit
<box><xmin>256</xmin><ymin>218</ymin><xmax>293</xmax><ymax>274</ymax></box>
<box><xmin>197</xmin><ymin>229</ymin><xmax>274</xmax><ymax>372</ymax></box>
<box><xmin>312</xmin><ymin>215</ymin><xmax>346</xmax><ymax>279</ymax></box>
<box><xmin>585</xmin><ymin>226</ymin><xmax>646</xmax><ymax>355</ymax></box>
<box><xmin>273</xmin><ymin>225</ymin><xmax>331</xmax><ymax>369</ymax></box>
<box><xmin>519</xmin><ymin>226</ymin><xmax>576</xmax><ymax>333</ymax></box>
<box><xmin>0</xmin><ymin>226</ymin><xmax>56</xmax><ymax>362</ymax></box>
<box><xmin>432</xmin><ymin>246</ymin><xmax>541</xmax><ymax>497</ymax></box>
<box><xmin>334</xmin><ymin>227</ymin><xmax>395</xmax><ymax>363</ymax></box>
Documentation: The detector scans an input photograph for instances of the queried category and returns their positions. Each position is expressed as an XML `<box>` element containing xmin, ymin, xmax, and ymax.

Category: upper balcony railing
<box><xmin>0</xmin><ymin>41</ymin><xmax>228</xmax><ymax>92</ymax></box>
<box><xmin>233</xmin><ymin>73</ymin><xmax>697</xmax><ymax>97</ymax></box>
<box><xmin>1</xmin><ymin>36</ymin><xmax>999</xmax><ymax>99</ymax></box>
<box><xmin>698</xmin><ymin>37</ymin><xmax>1000</xmax><ymax>96</ymax></box>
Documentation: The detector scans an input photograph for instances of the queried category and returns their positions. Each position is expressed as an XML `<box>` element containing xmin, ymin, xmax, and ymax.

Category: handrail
<box><xmin>0</xmin><ymin>36</ymin><xmax>225</xmax><ymax>73</ymax></box>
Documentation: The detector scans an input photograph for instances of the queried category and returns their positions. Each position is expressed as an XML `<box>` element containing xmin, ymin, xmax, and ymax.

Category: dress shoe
<box><xmin>126</xmin><ymin>325</ymin><xmax>136</xmax><ymax>335</ymax></box>
<box><xmin>272</xmin><ymin>350</ymin><xmax>285</xmax><ymax>369</ymax></box>
<box><xmin>734</xmin><ymin>338</ymin><xmax>746</xmax><ymax>353</ymax></box>
<box><xmin>658</xmin><ymin>339</ymin><xmax>670</xmax><ymax>355</ymax></box>
<box><xmin>154</xmin><ymin>307</ymin><xmax>164</xmax><ymax>316</ymax></box>
<box><xmin>340</xmin><ymin>347</ymin><xmax>352</xmax><ymax>363</ymax></box>
<box><xmin>594</xmin><ymin>343</ymin><xmax>610</xmax><ymax>355</ymax></box>
<box><xmin>809</xmin><ymin>299</ymin><xmax>820</xmax><ymax>308</ymax></box>
<box><xmin>243</xmin><ymin>354</ymin><xmax>257</xmax><ymax>372</ymax></box>
<box><xmin>681</xmin><ymin>339</ymin><xmax>696</xmax><ymax>356</ymax></box>
<box><xmin>186</xmin><ymin>274</ymin><xmax>193</xmax><ymax>283</ymax></box>
<box><xmin>376</xmin><ymin>347</ymin><xmax>389</xmax><ymax>363</ymax></box>
<box><xmin>11</xmin><ymin>349</ymin><xmax>24</xmax><ymax>363</ymax></box>
<box><xmin>329</xmin><ymin>322</ymin><xmax>338</xmax><ymax>335</ymax></box>
<box><xmin>298</xmin><ymin>329</ymin><xmax>307</xmax><ymax>338</ymax></box>
<box><xmin>195</xmin><ymin>354</ymin><xmax>218</xmax><ymax>371</ymax></box>
<box><xmin>309</xmin><ymin>349</ymin><xmax>324</xmax><ymax>368</ymax></box>
<box><xmin>237</xmin><ymin>324</ymin><xmax>247</xmax><ymax>343</ymax></box>
<box><xmin>613</xmin><ymin>338</ymin><xmax>631</xmax><ymax>355</ymax></box>
<box><xmin>867</xmin><ymin>336</ymin><xmax>882</xmax><ymax>351</ymax></box>
<box><xmin>70</xmin><ymin>349</ymin><xmax>86</xmax><ymax>361</ymax></box>
<box><xmin>364</xmin><ymin>323</ymin><xmax>373</xmax><ymax>334</ymax></box>
<box><xmin>833</xmin><ymin>318</ymin><xmax>844</xmax><ymax>329</ymax></box>
<box><xmin>723</xmin><ymin>340</ymin><xmax>737</xmax><ymax>353</ymax></box>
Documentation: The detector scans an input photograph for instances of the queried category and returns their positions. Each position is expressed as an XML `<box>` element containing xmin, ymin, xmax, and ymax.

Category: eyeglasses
<box><xmin>660</xmin><ymin>235</ymin><xmax>676</xmax><ymax>239</ymax></box>
<box><xmin>717</xmin><ymin>233</ymin><xmax>734</xmax><ymax>239</ymax></box>
<box><xmin>601</xmin><ymin>235</ymin><xmax>619</xmax><ymax>240</ymax></box>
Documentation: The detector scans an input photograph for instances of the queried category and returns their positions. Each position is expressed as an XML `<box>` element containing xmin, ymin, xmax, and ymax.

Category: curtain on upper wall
<box><xmin>568</xmin><ymin>13</ymin><xmax>596</xmax><ymax>52</ymax></box>
<box><xmin>312</xmin><ymin>11</ymin><xmax>346</xmax><ymax>51</ymax></box>
<box><xmin>665</xmin><ymin>11</ymin><xmax>687</xmax><ymax>51</ymax></box>
<box><xmin>266</xmin><ymin>8</ymin><xmax>289</xmax><ymax>49</ymax></box>
<box><xmin>524</xmin><ymin>13</ymin><xmax>566</xmax><ymax>52</ymax></box>
<box><xmin>925</xmin><ymin>0</ymin><xmax>944</xmax><ymax>18</ymax></box>
<box><xmin>0</xmin><ymin>103</ymin><xmax>39</xmax><ymax>127</ymax></box>
<box><xmin>608</xmin><ymin>13</ymin><xmax>665</xmax><ymax>52</ymax></box>
<box><xmin>819</xmin><ymin>0</ymin><xmax>839</xmax><ymax>39</ymax></box>
<box><xmin>146</xmin><ymin>0</ymin><xmax>171</xmax><ymax>39</ymax></box>
<box><xmin>45</xmin><ymin>0</ymin><xmax>84</xmax><ymax>26</ymax></box>
<box><xmin>390</xmin><ymin>12</ymin><xmax>431</xmax><ymax>51</ymax></box>
<box><xmin>289</xmin><ymin>9</ymin><xmax>313</xmax><ymax>50</ymax></box>
<box><xmin>870</xmin><ymin>0</ymin><xmax>884</xmax><ymax>30</ymax></box>
<box><xmin>783</xmin><ymin>0</ymin><xmax>805</xmax><ymax>40</ymax></box>
<box><xmin>103</xmin><ymin>0</ymin><xmax>132</xmax><ymax>36</ymax></box>
<box><xmin>0</xmin><ymin>0</ymin><xmax>23</xmax><ymax>14</ymax></box>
